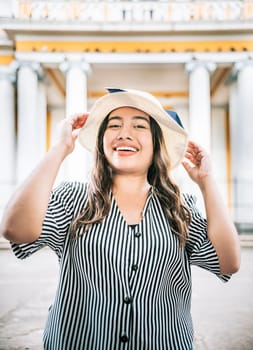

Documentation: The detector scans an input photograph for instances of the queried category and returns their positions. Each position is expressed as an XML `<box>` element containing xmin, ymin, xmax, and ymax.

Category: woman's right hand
<box><xmin>58</xmin><ymin>113</ymin><xmax>89</xmax><ymax>155</ymax></box>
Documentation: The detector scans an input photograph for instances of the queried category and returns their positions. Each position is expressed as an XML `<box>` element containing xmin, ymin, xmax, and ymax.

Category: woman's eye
<box><xmin>107</xmin><ymin>124</ymin><xmax>121</xmax><ymax>129</ymax></box>
<box><xmin>134</xmin><ymin>124</ymin><xmax>147</xmax><ymax>129</ymax></box>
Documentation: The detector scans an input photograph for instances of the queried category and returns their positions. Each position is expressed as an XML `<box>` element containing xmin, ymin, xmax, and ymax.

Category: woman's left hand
<box><xmin>182</xmin><ymin>141</ymin><xmax>212</xmax><ymax>187</ymax></box>
<box><xmin>57</xmin><ymin>113</ymin><xmax>89</xmax><ymax>155</ymax></box>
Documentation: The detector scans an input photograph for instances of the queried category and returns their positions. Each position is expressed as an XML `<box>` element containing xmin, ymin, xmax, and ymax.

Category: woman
<box><xmin>0</xmin><ymin>88</ymin><xmax>240</xmax><ymax>350</ymax></box>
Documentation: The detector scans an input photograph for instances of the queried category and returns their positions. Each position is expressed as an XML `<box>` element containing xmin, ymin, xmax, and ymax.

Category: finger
<box><xmin>188</xmin><ymin>140</ymin><xmax>208</xmax><ymax>157</ymax></box>
<box><xmin>72</xmin><ymin>129</ymin><xmax>80</xmax><ymax>140</ymax></box>
<box><xmin>182</xmin><ymin>160</ymin><xmax>194</xmax><ymax>173</ymax></box>
<box><xmin>185</xmin><ymin>144</ymin><xmax>205</xmax><ymax>161</ymax></box>
<box><xmin>70</xmin><ymin>113</ymin><xmax>89</xmax><ymax>129</ymax></box>
<box><xmin>188</xmin><ymin>140</ymin><xmax>201</xmax><ymax>149</ymax></box>
<box><xmin>184</xmin><ymin>152</ymin><xmax>203</xmax><ymax>167</ymax></box>
<box><xmin>185</xmin><ymin>143</ymin><xmax>199</xmax><ymax>157</ymax></box>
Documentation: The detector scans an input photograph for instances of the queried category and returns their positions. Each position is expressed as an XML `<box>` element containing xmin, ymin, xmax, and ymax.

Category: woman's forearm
<box><xmin>200</xmin><ymin>176</ymin><xmax>241</xmax><ymax>275</ymax></box>
<box><xmin>183</xmin><ymin>141</ymin><xmax>241</xmax><ymax>275</ymax></box>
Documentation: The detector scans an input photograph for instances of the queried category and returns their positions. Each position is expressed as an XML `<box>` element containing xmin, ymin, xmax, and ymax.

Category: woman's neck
<box><xmin>112</xmin><ymin>174</ymin><xmax>152</xmax><ymax>225</ymax></box>
<box><xmin>112</xmin><ymin>174</ymin><xmax>150</xmax><ymax>195</ymax></box>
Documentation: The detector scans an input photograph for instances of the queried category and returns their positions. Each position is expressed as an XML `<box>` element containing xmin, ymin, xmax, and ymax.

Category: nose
<box><xmin>116</xmin><ymin>124</ymin><xmax>133</xmax><ymax>140</ymax></box>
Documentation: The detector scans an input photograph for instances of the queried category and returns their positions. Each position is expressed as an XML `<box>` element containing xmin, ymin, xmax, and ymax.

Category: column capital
<box><xmin>233</xmin><ymin>58</ymin><xmax>253</xmax><ymax>76</ymax></box>
<box><xmin>228</xmin><ymin>58</ymin><xmax>253</xmax><ymax>83</ymax></box>
<box><xmin>17</xmin><ymin>61</ymin><xmax>45</xmax><ymax>81</ymax></box>
<box><xmin>234</xmin><ymin>57</ymin><xmax>253</xmax><ymax>72</ymax></box>
<box><xmin>185</xmin><ymin>60</ymin><xmax>217</xmax><ymax>75</ymax></box>
<box><xmin>0</xmin><ymin>68</ymin><xmax>16</xmax><ymax>83</ymax></box>
<box><xmin>0</xmin><ymin>61</ymin><xmax>19</xmax><ymax>83</ymax></box>
<box><xmin>59</xmin><ymin>60</ymin><xmax>91</xmax><ymax>75</ymax></box>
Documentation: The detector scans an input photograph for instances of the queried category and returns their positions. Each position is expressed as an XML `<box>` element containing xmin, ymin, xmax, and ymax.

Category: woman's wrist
<box><xmin>50</xmin><ymin>141</ymin><xmax>72</xmax><ymax>162</ymax></box>
<box><xmin>197</xmin><ymin>173</ymin><xmax>217</xmax><ymax>194</ymax></box>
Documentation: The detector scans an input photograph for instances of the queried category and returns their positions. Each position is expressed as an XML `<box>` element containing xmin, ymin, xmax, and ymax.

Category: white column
<box><xmin>229</xmin><ymin>80</ymin><xmax>239</xmax><ymax>219</ymax></box>
<box><xmin>0</xmin><ymin>66</ymin><xmax>16</xmax><ymax>218</ymax></box>
<box><xmin>0</xmin><ymin>67</ymin><xmax>16</xmax><ymax>184</ymax></box>
<box><xmin>38</xmin><ymin>80</ymin><xmax>47</xmax><ymax>156</ymax></box>
<box><xmin>186</xmin><ymin>61</ymin><xmax>216</xmax><ymax>152</ymax></box>
<box><xmin>17</xmin><ymin>62</ymin><xmax>46</xmax><ymax>183</ymax></box>
<box><xmin>60</xmin><ymin>61</ymin><xmax>92</xmax><ymax>181</ymax></box>
<box><xmin>230</xmin><ymin>60</ymin><xmax>253</xmax><ymax>225</ymax></box>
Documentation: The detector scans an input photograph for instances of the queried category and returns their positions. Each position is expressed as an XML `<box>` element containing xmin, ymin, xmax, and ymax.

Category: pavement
<box><xmin>0</xmin><ymin>245</ymin><xmax>252</xmax><ymax>350</ymax></box>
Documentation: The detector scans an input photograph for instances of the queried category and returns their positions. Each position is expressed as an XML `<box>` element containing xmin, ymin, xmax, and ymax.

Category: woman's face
<box><xmin>103</xmin><ymin>107</ymin><xmax>153</xmax><ymax>176</ymax></box>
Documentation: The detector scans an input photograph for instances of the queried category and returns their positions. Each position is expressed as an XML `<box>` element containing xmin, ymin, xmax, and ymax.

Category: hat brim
<box><xmin>78</xmin><ymin>91</ymin><xmax>188</xmax><ymax>169</ymax></box>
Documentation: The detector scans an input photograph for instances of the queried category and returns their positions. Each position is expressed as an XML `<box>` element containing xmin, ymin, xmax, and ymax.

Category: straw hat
<box><xmin>79</xmin><ymin>88</ymin><xmax>188</xmax><ymax>169</ymax></box>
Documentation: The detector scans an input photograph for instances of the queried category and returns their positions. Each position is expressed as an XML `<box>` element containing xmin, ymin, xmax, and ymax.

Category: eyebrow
<box><xmin>108</xmin><ymin>116</ymin><xmax>150</xmax><ymax>123</ymax></box>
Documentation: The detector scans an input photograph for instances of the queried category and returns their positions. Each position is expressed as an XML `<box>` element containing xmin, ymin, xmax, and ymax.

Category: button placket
<box><xmin>119</xmin><ymin>224</ymin><xmax>134</xmax><ymax>347</ymax></box>
<box><xmin>131</xmin><ymin>263</ymin><xmax>138</xmax><ymax>272</ymax></box>
<box><xmin>128</xmin><ymin>225</ymin><xmax>136</xmax><ymax>279</ymax></box>
<box><xmin>120</xmin><ymin>334</ymin><xmax>129</xmax><ymax>343</ymax></box>
<box><xmin>123</xmin><ymin>295</ymin><xmax>133</xmax><ymax>304</ymax></box>
<box><xmin>119</xmin><ymin>195</ymin><xmax>151</xmax><ymax>348</ymax></box>
<box><xmin>134</xmin><ymin>231</ymin><xmax>142</xmax><ymax>238</ymax></box>
<box><xmin>129</xmin><ymin>226</ymin><xmax>142</xmax><ymax>292</ymax></box>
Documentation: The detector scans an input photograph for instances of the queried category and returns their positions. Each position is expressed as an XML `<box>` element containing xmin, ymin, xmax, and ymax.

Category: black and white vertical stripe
<box><xmin>12</xmin><ymin>182</ymin><xmax>230</xmax><ymax>350</ymax></box>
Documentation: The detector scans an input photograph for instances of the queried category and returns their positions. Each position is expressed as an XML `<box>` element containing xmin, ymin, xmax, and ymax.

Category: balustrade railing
<box><xmin>10</xmin><ymin>1</ymin><xmax>253</xmax><ymax>23</ymax></box>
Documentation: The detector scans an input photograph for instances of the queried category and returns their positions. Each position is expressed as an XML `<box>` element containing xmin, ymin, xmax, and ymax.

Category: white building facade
<box><xmin>1</xmin><ymin>0</ymin><xmax>253</xmax><ymax>235</ymax></box>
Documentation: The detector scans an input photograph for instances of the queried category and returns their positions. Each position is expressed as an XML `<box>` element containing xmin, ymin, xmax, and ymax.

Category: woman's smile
<box><xmin>113</xmin><ymin>144</ymin><xmax>139</xmax><ymax>156</ymax></box>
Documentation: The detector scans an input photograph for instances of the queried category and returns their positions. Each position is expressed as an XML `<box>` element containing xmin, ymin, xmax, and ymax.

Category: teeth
<box><xmin>116</xmin><ymin>146</ymin><xmax>137</xmax><ymax>152</ymax></box>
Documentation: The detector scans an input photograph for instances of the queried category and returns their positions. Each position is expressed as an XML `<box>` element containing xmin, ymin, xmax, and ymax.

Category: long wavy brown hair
<box><xmin>71</xmin><ymin>115</ymin><xmax>191</xmax><ymax>246</ymax></box>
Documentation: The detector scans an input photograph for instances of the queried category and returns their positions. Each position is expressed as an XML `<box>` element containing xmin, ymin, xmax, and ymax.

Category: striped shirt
<box><xmin>12</xmin><ymin>181</ymin><xmax>230</xmax><ymax>350</ymax></box>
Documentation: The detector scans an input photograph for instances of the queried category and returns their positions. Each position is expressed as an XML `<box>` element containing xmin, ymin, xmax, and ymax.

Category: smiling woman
<box><xmin>0</xmin><ymin>88</ymin><xmax>240</xmax><ymax>350</ymax></box>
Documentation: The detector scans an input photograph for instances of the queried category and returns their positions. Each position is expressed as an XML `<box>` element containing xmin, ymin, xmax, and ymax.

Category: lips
<box><xmin>112</xmin><ymin>144</ymin><xmax>139</xmax><ymax>157</ymax></box>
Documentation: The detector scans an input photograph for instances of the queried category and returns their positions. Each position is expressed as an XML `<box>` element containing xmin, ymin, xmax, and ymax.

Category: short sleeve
<box><xmin>183</xmin><ymin>193</ymin><xmax>231</xmax><ymax>282</ymax></box>
<box><xmin>11</xmin><ymin>182</ymin><xmax>77</xmax><ymax>260</ymax></box>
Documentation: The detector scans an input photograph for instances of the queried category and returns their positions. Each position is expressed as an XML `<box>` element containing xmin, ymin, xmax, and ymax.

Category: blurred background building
<box><xmin>0</xmin><ymin>0</ymin><xmax>253</xmax><ymax>239</ymax></box>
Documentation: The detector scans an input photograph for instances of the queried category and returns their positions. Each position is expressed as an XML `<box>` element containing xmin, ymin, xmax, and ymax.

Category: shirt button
<box><xmin>120</xmin><ymin>334</ymin><xmax>129</xmax><ymax>343</ymax></box>
<box><xmin>132</xmin><ymin>264</ymin><xmax>138</xmax><ymax>271</ymax></box>
<box><xmin>134</xmin><ymin>232</ymin><xmax>141</xmax><ymax>238</ymax></box>
<box><xmin>123</xmin><ymin>296</ymin><xmax>132</xmax><ymax>304</ymax></box>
